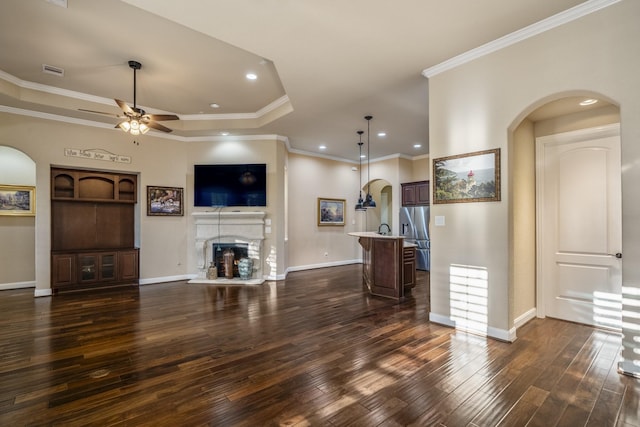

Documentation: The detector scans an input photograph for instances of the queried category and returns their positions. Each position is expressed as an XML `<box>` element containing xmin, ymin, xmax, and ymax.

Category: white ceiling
<box><xmin>0</xmin><ymin>0</ymin><xmax>599</xmax><ymax>161</ymax></box>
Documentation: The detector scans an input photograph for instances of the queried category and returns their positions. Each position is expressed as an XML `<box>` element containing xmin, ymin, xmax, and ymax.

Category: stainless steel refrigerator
<box><xmin>399</xmin><ymin>206</ymin><xmax>430</xmax><ymax>270</ymax></box>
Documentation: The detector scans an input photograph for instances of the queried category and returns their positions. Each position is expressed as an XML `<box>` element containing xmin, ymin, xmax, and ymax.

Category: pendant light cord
<box><xmin>366</xmin><ymin>116</ymin><xmax>371</xmax><ymax>195</ymax></box>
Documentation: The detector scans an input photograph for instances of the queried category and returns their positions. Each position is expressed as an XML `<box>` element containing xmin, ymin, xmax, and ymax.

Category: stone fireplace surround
<box><xmin>188</xmin><ymin>211</ymin><xmax>266</xmax><ymax>285</ymax></box>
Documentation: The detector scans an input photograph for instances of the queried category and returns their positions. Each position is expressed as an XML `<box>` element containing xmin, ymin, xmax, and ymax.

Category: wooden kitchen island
<box><xmin>348</xmin><ymin>232</ymin><xmax>417</xmax><ymax>300</ymax></box>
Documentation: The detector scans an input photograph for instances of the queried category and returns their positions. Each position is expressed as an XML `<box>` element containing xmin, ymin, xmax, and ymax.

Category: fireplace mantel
<box><xmin>189</xmin><ymin>211</ymin><xmax>266</xmax><ymax>284</ymax></box>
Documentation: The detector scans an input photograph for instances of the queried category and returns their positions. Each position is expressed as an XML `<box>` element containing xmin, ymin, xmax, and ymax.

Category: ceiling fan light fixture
<box><xmin>118</xmin><ymin>121</ymin><xmax>131</xmax><ymax>132</ymax></box>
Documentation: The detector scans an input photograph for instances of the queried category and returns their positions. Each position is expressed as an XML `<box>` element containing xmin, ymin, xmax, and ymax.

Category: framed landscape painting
<box><xmin>433</xmin><ymin>148</ymin><xmax>501</xmax><ymax>204</ymax></box>
<box><xmin>147</xmin><ymin>186</ymin><xmax>184</xmax><ymax>216</ymax></box>
<box><xmin>318</xmin><ymin>198</ymin><xmax>345</xmax><ymax>226</ymax></box>
<box><xmin>0</xmin><ymin>185</ymin><xmax>35</xmax><ymax>216</ymax></box>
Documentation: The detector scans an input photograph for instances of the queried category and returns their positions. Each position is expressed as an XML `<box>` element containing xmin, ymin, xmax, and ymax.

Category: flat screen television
<box><xmin>194</xmin><ymin>163</ymin><xmax>267</xmax><ymax>207</ymax></box>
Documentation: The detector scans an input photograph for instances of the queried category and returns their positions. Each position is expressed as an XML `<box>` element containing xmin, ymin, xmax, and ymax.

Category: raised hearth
<box><xmin>189</xmin><ymin>211</ymin><xmax>266</xmax><ymax>285</ymax></box>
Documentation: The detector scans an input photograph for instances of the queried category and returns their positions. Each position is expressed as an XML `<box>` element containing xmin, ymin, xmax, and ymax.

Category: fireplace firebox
<box><xmin>213</xmin><ymin>243</ymin><xmax>248</xmax><ymax>278</ymax></box>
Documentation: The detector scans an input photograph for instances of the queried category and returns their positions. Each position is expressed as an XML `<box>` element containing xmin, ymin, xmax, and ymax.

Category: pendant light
<box><xmin>355</xmin><ymin>130</ymin><xmax>365</xmax><ymax>211</ymax></box>
<box><xmin>362</xmin><ymin>115</ymin><xmax>376</xmax><ymax>208</ymax></box>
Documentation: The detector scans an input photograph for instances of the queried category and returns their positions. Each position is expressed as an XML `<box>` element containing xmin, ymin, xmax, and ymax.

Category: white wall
<box><xmin>427</xmin><ymin>0</ymin><xmax>640</xmax><ymax>374</ymax></box>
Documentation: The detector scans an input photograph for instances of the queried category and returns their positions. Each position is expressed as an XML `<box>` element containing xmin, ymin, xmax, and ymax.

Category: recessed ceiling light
<box><xmin>377</xmin><ymin>132</ymin><xmax>386</xmax><ymax>137</ymax></box>
<box><xmin>210</xmin><ymin>103</ymin><xmax>220</xmax><ymax>109</ymax></box>
<box><xmin>319</xmin><ymin>145</ymin><xmax>327</xmax><ymax>150</ymax></box>
<box><xmin>360</xmin><ymin>155</ymin><xmax>366</xmax><ymax>158</ymax></box>
<box><xmin>246</xmin><ymin>73</ymin><xmax>257</xmax><ymax>80</ymax></box>
<box><xmin>413</xmin><ymin>144</ymin><xmax>422</xmax><ymax>148</ymax></box>
<box><xmin>580</xmin><ymin>98</ymin><xmax>598</xmax><ymax>106</ymax></box>
<box><xmin>220</xmin><ymin>132</ymin><xmax>229</xmax><ymax>136</ymax></box>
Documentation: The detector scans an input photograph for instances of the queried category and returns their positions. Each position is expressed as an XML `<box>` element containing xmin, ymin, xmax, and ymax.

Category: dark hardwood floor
<box><xmin>0</xmin><ymin>264</ymin><xmax>638</xmax><ymax>426</ymax></box>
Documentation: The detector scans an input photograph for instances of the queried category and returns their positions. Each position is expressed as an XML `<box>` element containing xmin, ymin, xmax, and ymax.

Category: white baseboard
<box><xmin>0</xmin><ymin>280</ymin><xmax>35</xmax><ymax>291</ymax></box>
<box><xmin>287</xmin><ymin>259</ymin><xmax>361</xmax><ymax>273</ymax></box>
<box><xmin>429</xmin><ymin>312</ymin><xmax>456</xmax><ymax>328</ymax></box>
<box><xmin>34</xmin><ymin>288</ymin><xmax>53</xmax><ymax>297</ymax></box>
<box><xmin>514</xmin><ymin>308</ymin><xmax>537</xmax><ymax>329</ymax></box>
<box><xmin>139</xmin><ymin>274</ymin><xmax>192</xmax><ymax>285</ymax></box>
<box><xmin>429</xmin><ymin>312</ymin><xmax>516</xmax><ymax>342</ymax></box>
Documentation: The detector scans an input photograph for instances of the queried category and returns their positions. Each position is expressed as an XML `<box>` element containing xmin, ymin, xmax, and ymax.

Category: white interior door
<box><xmin>537</xmin><ymin>124</ymin><xmax>622</xmax><ymax>329</ymax></box>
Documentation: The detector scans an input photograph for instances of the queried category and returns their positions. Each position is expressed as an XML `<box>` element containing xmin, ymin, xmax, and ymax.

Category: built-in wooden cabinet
<box><xmin>52</xmin><ymin>169</ymin><xmax>137</xmax><ymax>202</ymax></box>
<box><xmin>401</xmin><ymin>181</ymin><xmax>430</xmax><ymax>206</ymax></box>
<box><xmin>51</xmin><ymin>168</ymin><xmax>139</xmax><ymax>293</ymax></box>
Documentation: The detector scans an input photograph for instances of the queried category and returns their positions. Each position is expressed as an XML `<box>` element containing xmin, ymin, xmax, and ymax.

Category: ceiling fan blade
<box><xmin>146</xmin><ymin>121</ymin><xmax>173</xmax><ymax>133</ymax></box>
<box><xmin>78</xmin><ymin>108</ymin><xmax>119</xmax><ymax>117</ymax></box>
<box><xmin>146</xmin><ymin>114</ymin><xmax>179</xmax><ymax>122</ymax></box>
<box><xmin>115</xmin><ymin>99</ymin><xmax>135</xmax><ymax>115</ymax></box>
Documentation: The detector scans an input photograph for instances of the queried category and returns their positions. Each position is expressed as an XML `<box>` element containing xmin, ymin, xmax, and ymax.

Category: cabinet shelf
<box><xmin>51</xmin><ymin>168</ymin><xmax>137</xmax><ymax>203</ymax></box>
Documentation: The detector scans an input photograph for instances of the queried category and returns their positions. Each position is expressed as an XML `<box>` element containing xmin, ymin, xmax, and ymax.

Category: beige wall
<box><xmin>428</xmin><ymin>0</ymin><xmax>640</xmax><ymax>370</ymax></box>
<box><xmin>1</xmin><ymin>112</ymin><xmax>431</xmax><ymax>288</ymax></box>
<box><xmin>0</xmin><ymin>146</ymin><xmax>36</xmax><ymax>287</ymax></box>
<box><xmin>185</xmin><ymin>137</ymin><xmax>285</xmax><ymax>279</ymax></box>
<box><xmin>510</xmin><ymin>119</ymin><xmax>536</xmax><ymax>323</ymax></box>
<box><xmin>287</xmin><ymin>152</ymin><xmax>362</xmax><ymax>269</ymax></box>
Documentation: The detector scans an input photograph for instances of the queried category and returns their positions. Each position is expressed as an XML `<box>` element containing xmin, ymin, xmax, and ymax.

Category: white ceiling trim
<box><xmin>0</xmin><ymin>69</ymin><xmax>290</xmax><ymax>120</ymax></box>
<box><xmin>422</xmin><ymin>0</ymin><xmax>621</xmax><ymax>78</ymax></box>
<box><xmin>1</xmin><ymin>104</ymin><xmax>429</xmax><ymax>163</ymax></box>
<box><xmin>0</xmin><ymin>69</ymin><xmax>115</xmax><ymax>105</ymax></box>
<box><xmin>179</xmin><ymin>95</ymin><xmax>291</xmax><ymax>121</ymax></box>
<box><xmin>0</xmin><ymin>104</ymin><xmax>291</xmax><ymax>146</ymax></box>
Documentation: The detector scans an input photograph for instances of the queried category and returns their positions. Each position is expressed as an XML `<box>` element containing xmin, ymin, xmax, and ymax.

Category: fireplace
<box><xmin>189</xmin><ymin>211</ymin><xmax>266</xmax><ymax>284</ymax></box>
<box><xmin>212</xmin><ymin>243</ymin><xmax>248</xmax><ymax>278</ymax></box>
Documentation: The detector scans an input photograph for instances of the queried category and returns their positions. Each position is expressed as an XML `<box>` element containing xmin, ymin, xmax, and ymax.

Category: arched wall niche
<box><xmin>507</xmin><ymin>92</ymin><xmax>620</xmax><ymax>329</ymax></box>
<box><xmin>0</xmin><ymin>145</ymin><xmax>37</xmax><ymax>289</ymax></box>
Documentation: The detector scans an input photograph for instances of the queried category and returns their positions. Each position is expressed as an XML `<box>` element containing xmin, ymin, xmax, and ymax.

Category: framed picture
<box><xmin>433</xmin><ymin>148</ymin><xmax>501</xmax><ymax>204</ymax></box>
<box><xmin>318</xmin><ymin>197</ymin><xmax>345</xmax><ymax>226</ymax></box>
<box><xmin>147</xmin><ymin>186</ymin><xmax>184</xmax><ymax>216</ymax></box>
<box><xmin>0</xmin><ymin>185</ymin><xmax>35</xmax><ymax>216</ymax></box>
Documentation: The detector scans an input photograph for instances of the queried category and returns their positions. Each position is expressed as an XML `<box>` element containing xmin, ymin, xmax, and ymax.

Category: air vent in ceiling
<box><xmin>42</xmin><ymin>64</ymin><xmax>64</xmax><ymax>77</ymax></box>
<box><xmin>46</xmin><ymin>0</ymin><xmax>68</xmax><ymax>8</ymax></box>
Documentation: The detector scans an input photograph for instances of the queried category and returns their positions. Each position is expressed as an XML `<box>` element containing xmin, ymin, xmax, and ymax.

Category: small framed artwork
<box><xmin>147</xmin><ymin>186</ymin><xmax>184</xmax><ymax>216</ymax></box>
<box><xmin>0</xmin><ymin>185</ymin><xmax>35</xmax><ymax>216</ymax></box>
<box><xmin>318</xmin><ymin>197</ymin><xmax>345</xmax><ymax>226</ymax></box>
<box><xmin>433</xmin><ymin>148</ymin><xmax>501</xmax><ymax>204</ymax></box>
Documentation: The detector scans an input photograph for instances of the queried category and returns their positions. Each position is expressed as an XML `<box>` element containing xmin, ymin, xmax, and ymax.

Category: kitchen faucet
<box><xmin>378</xmin><ymin>223</ymin><xmax>391</xmax><ymax>235</ymax></box>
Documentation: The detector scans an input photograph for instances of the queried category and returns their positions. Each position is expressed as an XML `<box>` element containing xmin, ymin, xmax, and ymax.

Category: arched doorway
<box><xmin>0</xmin><ymin>146</ymin><xmax>37</xmax><ymax>290</ymax></box>
<box><xmin>510</xmin><ymin>94</ymin><xmax>621</xmax><ymax>330</ymax></box>
<box><xmin>362</xmin><ymin>178</ymin><xmax>392</xmax><ymax>233</ymax></box>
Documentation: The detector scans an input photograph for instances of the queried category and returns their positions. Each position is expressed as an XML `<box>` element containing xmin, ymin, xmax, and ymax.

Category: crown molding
<box><xmin>422</xmin><ymin>0</ymin><xmax>621</xmax><ymax>78</ymax></box>
<box><xmin>0</xmin><ymin>69</ymin><xmax>290</xmax><ymax>120</ymax></box>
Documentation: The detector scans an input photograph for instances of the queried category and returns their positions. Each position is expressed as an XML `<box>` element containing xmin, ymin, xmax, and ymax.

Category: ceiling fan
<box><xmin>80</xmin><ymin>60</ymin><xmax>179</xmax><ymax>135</ymax></box>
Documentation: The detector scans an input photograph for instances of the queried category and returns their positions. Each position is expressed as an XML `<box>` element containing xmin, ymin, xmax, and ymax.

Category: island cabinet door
<box><xmin>370</xmin><ymin>239</ymin><xmax>403</xmax><ymax>299</ymax></box>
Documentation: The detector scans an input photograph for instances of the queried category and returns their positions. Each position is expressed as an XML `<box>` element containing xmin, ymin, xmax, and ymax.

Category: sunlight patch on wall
<box><xmin>593</xmin><ymin>291</ymin><xmax>622</xmax><ymax>329</ymax></box>
<box><xmin>449</xmin><ymin>264</ymin><xmax>488</xmax><ymax>335</ymax></box>
<box><xmin>619</xmin><ymin>286</ymin><xmax>640</xmax><ymax>377</ymax></box>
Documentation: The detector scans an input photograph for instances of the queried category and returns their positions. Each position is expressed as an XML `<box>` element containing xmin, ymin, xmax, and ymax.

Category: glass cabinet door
<box><xmin>80</xmin><ymin>254</ymin><xmax>97</xmax><ymax>282</ymax></box>
<box><xmin>100</xmin><ymin>253</ymin><xmax>116</xmax><ymax>280</ymax></box>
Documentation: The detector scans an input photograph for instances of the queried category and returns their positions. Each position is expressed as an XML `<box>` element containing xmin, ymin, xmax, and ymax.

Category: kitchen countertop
<box><xmin>348</xmin><ymin>232</ymin><xmax>417</xmax><ymax>247</ymax></box>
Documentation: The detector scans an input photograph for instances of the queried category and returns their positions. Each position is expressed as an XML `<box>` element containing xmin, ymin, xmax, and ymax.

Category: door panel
<box><xmin>538</xmin><ymin>126</ymin><xmax>621</xmax><ymax>328</ymax></box>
